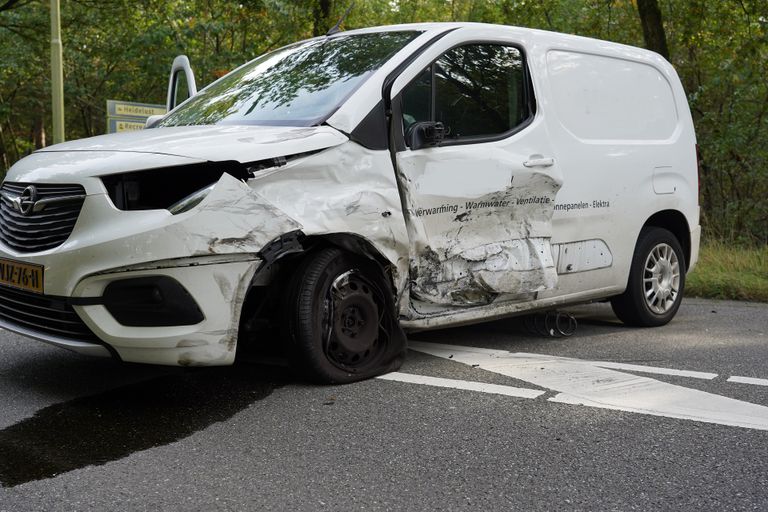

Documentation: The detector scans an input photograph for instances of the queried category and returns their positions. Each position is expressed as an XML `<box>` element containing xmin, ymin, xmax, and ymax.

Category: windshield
<box><xmin>159</xmin><ymin>31</ymin><xmax>420</xmax><ymax>127</ymax></box>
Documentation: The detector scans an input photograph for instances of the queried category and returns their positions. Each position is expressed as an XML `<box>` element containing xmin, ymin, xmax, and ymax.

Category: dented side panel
<box><xmin>395</xmin><ymin>117</ymin><xmax>563</xmax><ymax>309</ymax></box>
<box><xmin>250</xmin><ymin>142</ymin><xmax>411</xmax><ymax>302</ymax></box>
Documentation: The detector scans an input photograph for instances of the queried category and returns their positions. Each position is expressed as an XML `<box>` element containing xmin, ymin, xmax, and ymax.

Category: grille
<box><xmin>0</xmin><ymin>285</ymin><xmax>100</xmax><ymax>341</ymax></box>
<box><xmin>0</xmin><ymin>182</ymin><xmax>86</xmax><ymax>253</ymax></box>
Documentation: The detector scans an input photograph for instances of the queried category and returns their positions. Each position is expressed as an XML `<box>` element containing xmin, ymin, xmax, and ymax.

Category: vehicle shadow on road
<box><xmin>0</xmin><ymin>362</ymin><xmax>288</xmax><ymax>488</ymax></box>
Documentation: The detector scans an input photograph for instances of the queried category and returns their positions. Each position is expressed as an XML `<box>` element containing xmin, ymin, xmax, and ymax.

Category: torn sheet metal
<box><xmin>395</xmin><ymin>146</ymin><xmax>562</xmax><ymax>306</ymax></box>
<box><xmin>413</xmin><ymin>238</ymin><xmax>557</xmax><ymax>305</ymax></box>
<box><xmin>250</xmin><ymin>141</ymin><xmax>411</xmax><ymax>302</ymax></box>
<box><xmin>21</xmin><ymin>173</ymin><xmax>299</xmax><ymax>297</ymax></box>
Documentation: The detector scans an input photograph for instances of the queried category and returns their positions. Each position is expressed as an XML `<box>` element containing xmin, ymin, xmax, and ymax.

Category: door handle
<box><xmin>523</xmin><ymin>157</ymin><xmax>555</xmax><ymax>168</ymax></box>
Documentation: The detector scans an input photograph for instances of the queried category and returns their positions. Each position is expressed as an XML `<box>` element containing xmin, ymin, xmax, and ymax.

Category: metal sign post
<box><xmin>51</xmin><ymin>0</ymin><xmax>65</xmax><ymax>144</ymax></box>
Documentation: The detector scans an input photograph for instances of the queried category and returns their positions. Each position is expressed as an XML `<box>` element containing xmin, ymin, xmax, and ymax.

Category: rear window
<box><xmin>160</xmin><ymin>31</ymin><xmax>420</xmax><ymax>128</ymax></box>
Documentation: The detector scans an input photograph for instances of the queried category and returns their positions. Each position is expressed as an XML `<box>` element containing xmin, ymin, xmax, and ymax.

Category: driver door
<box><xmin>392</xmin><ymin>41</ymin><xmax>563</xmax><ymax>307</ymax></box>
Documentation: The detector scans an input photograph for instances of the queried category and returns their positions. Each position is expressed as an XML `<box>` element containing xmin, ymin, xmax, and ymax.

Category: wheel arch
<box><xmin>642</xmin><ymin>210</ymin><xmax>691</xmax><ymax>270</ymax></box>
<box><xmin>252</xmin><ymin>230</ymin><xmax>399</xmax><ymax>288</ymax></box>
<box><xmin>236</xmin><ymin>230</ymin><xmax>401</xmax><ymax>359</ymax></box>
<box><xmin>313</xmin><ymin>233</ymin><xmax>401</xmax><ymax>291</ymax></box>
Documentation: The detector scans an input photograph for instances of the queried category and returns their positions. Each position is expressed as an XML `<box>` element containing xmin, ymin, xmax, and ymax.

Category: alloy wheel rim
<box><xmin>642</xmin><ymin>243</ymin><xmax>681</xmax><ymax>314</ymax></box>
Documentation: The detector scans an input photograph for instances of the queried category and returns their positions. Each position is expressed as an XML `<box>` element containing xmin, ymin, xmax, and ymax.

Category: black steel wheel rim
<box><xmin>323</xmin><ymin>270</ymin><xmax>385</xmax><ymax>371</ymax></box>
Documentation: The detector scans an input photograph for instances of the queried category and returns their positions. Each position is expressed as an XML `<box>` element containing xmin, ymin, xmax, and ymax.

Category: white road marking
<box><xmin>587</xmin><ymin>361</ymin><xmax>717</xmax><ymax>380</ymax></box>
<box><xmin>407</xmin><ymin>342</ymin><xmax>768</xmax><ymax>432</ymax></box>
<box><xmin>728</xmin><ymin>376</ymin><xmax>768</xmax><ymax>387</ymax></box>
<box><xmin>378</xmin><ymin>372</ymin><xmax>545</xmax><ymax>399</ymax></box>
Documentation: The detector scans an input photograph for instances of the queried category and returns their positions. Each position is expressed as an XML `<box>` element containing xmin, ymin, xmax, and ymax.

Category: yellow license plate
<box><xmin>0</xmin><ymin>257</ymin><xmax>44</xmax><ymax>294</ymax></box>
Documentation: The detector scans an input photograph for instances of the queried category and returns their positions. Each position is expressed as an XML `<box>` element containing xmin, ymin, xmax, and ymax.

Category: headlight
<box><xmin>101</xmin><ymin>161</ymin><xmax>248</xmax><ymax>212</ymax></box>
<box><xmin>168</xmin><ymin>183</ymin><xmax>216</xmax><ymax>215</ymax></box>
<box><xmin>101</xmin><ymin>152</ymin><xmax>317</xmax><ymax>212</ymax></box>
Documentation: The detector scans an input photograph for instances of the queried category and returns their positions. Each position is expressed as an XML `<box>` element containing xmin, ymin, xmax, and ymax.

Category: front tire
<box><xmin>611</xmin><ymin>227</ymin><xmax>686</xmax><ymax>327</ymax></box>
<box><xmin>284</xmin><ymin>247</ymin><xmax>405</xmax><ymax>383</ymax></box>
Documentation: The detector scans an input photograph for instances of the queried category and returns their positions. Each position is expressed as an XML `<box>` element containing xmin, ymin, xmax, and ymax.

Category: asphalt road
<box><xmin>0</xmin><ymin>298</ymin><xmax>767</xmax><ymax>511</ymax></box>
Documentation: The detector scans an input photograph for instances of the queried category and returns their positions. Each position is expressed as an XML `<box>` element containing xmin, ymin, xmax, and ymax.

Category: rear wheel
<box><xmin>611</xmin><ymin>227</ymin><xmax>686</xmax><ymax>327</ymax></box>
<box><xmin>284</xmin><ymin>247</ymin><xmax>404</xmax><ymax>383</ymax></box>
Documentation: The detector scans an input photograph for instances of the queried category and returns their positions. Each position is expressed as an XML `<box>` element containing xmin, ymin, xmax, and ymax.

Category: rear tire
<box><xmin>611</xmin><ymin>227</ymin><xmax>686</xmax><ymax>327</ymax></box>
<box><xmin>284</xmin><ymin>247</ymin><xmax>404</xmax><ymax>383</ymax></box>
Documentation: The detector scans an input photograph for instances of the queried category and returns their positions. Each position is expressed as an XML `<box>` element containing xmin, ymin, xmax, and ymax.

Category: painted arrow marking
<box><xmin>383</xmin><ymin>342</ymin><xmax>768</xmax><ymax>432</ymax></box>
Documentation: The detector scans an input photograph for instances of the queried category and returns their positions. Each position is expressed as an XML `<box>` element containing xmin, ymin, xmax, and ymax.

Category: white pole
<box><xmin>51</xmin><ymin>0</ymin><xmax>65</xmax><ymax>144</ymax></box>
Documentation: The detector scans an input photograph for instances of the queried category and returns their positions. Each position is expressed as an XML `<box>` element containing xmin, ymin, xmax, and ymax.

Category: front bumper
<box><xmin>0</xmin><ymin>316</ymin><xmax>112</xmax><ymax>358</ymax></box>
<box><xmin>0</xmin><ymin>172</ymin><xmax>298</xmax><ymax>366</ymax></box>
<box><xmin>74</xmin><ymin>259</ymin><xmax>259</xmax><ymax>366</ymax></box>
<box><xmin>0</xmin><ymin>257</ymin><xmax>260</xmax><ymax>365</ymax></box>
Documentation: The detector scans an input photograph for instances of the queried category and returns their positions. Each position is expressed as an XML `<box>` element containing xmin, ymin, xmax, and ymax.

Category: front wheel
<box><xmin>284</xmin><ymin>247</ymin><xmax>406</xmax><ymax>383</ymax></box>
<box><xmin>611</xmin><ymin>227</ymin><xmax>686</xmax><ymax>327</ymax></box>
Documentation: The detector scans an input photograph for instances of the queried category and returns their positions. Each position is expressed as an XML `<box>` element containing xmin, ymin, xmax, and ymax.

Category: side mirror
<box><xmin>144</xmin><ymin>114</ymin><xmax>164</xmax><ymax>129</ymax></box>
<box><xmin>166</xmin><ymin>55</ymin><xmax>198</xmax><ymax>112</ymax></box>
<box><xmin>405</xmin><ymin>121</ymin><xmax>446</xmax><ymax>150</ymax></box>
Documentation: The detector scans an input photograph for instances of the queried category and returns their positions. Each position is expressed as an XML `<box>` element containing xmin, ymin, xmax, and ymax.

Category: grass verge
<box><xmin>686</xmin><ymin>241</ymin><xmax>768</xmax><ymax>302</ymax></box>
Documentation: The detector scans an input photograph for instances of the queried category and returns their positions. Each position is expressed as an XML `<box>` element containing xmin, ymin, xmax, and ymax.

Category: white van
<box><xmin>0</xmin><ymin>23</ymin><xmax>699</xmax><ymax>382</ymax></box>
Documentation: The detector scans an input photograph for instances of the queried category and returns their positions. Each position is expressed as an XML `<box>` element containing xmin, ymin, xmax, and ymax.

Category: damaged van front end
<box><xmin>0</xmin><ymin>124</ymin><xmax>403</xmax><ymax>366</ymax></box>
<box><xmin>0</xmin><ymin>27</ymin><xmax>425</xmax><ymax>381</ymax></box>
<box><xmin>0</xmin><ymin>124</ymin><xmax>411</xmax><ymax>371</ymax></box>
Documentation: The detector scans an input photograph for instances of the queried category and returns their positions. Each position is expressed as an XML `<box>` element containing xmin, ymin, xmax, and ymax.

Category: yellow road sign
<box><xmin>108</xmin><ymin>118</ymin><xmax>147</xmax><ymax>133</ymax></box>
<box><xmin>107</xmin><ymin>100</ymin><xmax>166</xmax><ymax>118</ymax></box>
<box><xmin>106</xmin><ymin>100</ymin><xmax>166</xmax><ymax>133</ymax></box>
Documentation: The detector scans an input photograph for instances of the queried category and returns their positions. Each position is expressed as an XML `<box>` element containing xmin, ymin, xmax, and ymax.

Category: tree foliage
<box><xmin>0</xmin><ymin>0</ymin><xmax>766</xmax><ymax>242</ymax></box>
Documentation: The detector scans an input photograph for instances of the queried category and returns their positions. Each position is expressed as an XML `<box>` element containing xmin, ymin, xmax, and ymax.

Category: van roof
<box><xmin>337</xmin><ymin>22</ymin><xmax>666</xmax><ymax>63</ymax></box>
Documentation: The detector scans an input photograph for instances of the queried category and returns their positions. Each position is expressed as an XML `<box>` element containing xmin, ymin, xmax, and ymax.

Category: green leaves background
<box><xmin>0</xmin><ymin>0</ymin><xmax>765</xmax><ymax>242</ymax></box>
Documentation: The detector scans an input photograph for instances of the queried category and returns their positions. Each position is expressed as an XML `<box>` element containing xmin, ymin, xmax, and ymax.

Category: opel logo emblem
<box><xmin>17</xmin><ymin>185</ymin><xmax>38</xmax><ymax>216</ymax></box>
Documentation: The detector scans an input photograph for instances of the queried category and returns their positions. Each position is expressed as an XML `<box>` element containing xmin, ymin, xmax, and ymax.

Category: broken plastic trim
<box><xmin>74</xmin><ymin>276</ymin><xmax>206</xmax><ymax>327</ymax></box>
<box><xmin>102</xmin><ymin>161</ymin><xmax>248</xmax><ymax>211</ymax></box>
<box><xmin>102</xmin><ymin>151</ymin><xmax>323</xmax><ymax>212</ymax></box>
<box><xmin>168</xmin><ymin>183</ymin><xmax>216</xmax><ymax>215</ymax></box>
<box><xmin>257</xmin><ymin>230</ymin><xmax>307</xmax><ymax>266</ymax></box>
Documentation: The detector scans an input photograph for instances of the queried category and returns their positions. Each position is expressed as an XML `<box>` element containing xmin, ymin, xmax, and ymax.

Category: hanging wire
<box><xmin>523</xmin><ymin>310</ymin><xmax>578</xmax><ymax>338</ymax></box>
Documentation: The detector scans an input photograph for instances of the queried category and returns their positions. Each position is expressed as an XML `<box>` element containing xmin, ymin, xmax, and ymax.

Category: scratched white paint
<box><xmin>408</xmin><ymin>342</ymin><xmax>768</xmax><ymax>431</ymax></box>
<box><xmin>398</xmin><ymin>152</ymin><xmax>563</xmax><ymax>306</ymax></box>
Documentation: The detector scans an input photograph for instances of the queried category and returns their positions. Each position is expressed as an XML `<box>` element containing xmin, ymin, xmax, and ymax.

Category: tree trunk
<box><xmin>6</xmin><ymin>121</ymin><xmax>20</xmax><ymax>163</ymax></box>
<box><xmin>0</xmin><ymin>122</ymin><xmax>9</xmax><ymax>172</ymax></box>
<box><xmin>31</xmin><ymin>115</ymin><xmax>45</xmax><ymax>150</ymax></box>
<box><xmin>312</xmin><ymin>0</ymin><xmax>332</xmax><ymax>37</ymax></box>
<box><xmin>636</xmin><ymin>0</ymin><xmax>670</xmax><ymax>60</ymax></box>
